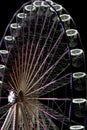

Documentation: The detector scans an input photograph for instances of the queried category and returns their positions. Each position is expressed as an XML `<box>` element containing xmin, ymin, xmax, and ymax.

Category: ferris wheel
<box><xmin>0</xmin><ymin>0</ymin><xmax>87</xmax><ymax>129</ymax></box>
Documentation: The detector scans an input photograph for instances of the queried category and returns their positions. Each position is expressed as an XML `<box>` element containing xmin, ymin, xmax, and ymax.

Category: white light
<box><xmin>0</xmin><ymin>50</ymin><xmax>9</xmax><ymax>54</ymax></box>
<box><xmin>24</xmin><ymin>4</ymin><xmax>36</xmax><ymax>11</ymax></box>
<box><xmin>17</xmin><ymin>13</ymin><xmax>27</xmax><ymax>19</ymax></box>
<box><xmin>70</xmin><ymin>49</ymin><xmax>83</xmax><ymax>56</ymax></box>
<box><xmin>8</xmin><ymin>91</ymin><xmax>15</xmax><ymax>104</ymax></box>
<box><xmin>46</xmin><ymin>0</ymin><xmax>53</xmax><ymax>5</ymax></box>
<box><xmin>60</xmin><ymin>14</ymin><xmax>71</xmax><ymax>22</ymax></box>
<box><xmin>0</xmin><ymin>81</ymin><xmax>3</xmax><ymax>84</ymax></box>
<box><xmin>70</xmin><ymin>125</ymin><xmax>85</xmax><ymax>130</ymax></box>
<box><xmin>33</xmin><ymin>1</ymin><xmax>43</xmax><ymax>7</ymax></box>
<box><xmin>4</xmin><ymin>36</ymin><xmax>15</xmax><ymax>41</ymax></box>
<box><xmin>73</xmin><ymin>72</ymin><xmax>86</xmax><ymax>79</ymax></box>
<box><xmin>50</xmin><ymin>4</ymin><xmax>62</xmax><ymax>12</ymax></box>
<box><xmin>0</xmin><ymin>64</ymin><xmax>5</xmax><ymax>69</ymax></box>
<box><xmin>73</xmin><ymin>98</ymin><xmax>86</xmax><ymax>104</ymax></box>
<box><xmin>42</xmin><ymin>1</ymin><xmax>50</xmax><ymax>7</ymax></box>
<box><xmin>66</xmin><ymin>29</ymin><xmax>78</xmax><ymax>37</ymax></box>
<box><xmin>10</xmin><ymin>23</ymin><xmax>21</xmax><ymax>29</ymax></box>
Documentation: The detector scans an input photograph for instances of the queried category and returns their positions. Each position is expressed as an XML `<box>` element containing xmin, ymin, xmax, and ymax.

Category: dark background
<box><xmin>0</xmin><ymin>0</ymin><xmax>87</xmax><ymax>62</ymax></box>
<box><xmin>0</xmin><ymin>0</ymin><xmax>87</xmax><ymax>128</ymax></box>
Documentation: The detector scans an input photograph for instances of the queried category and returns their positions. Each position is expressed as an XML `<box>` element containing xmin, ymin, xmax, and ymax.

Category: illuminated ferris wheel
<box><xmin>0</xmin><ymin>0</ymin><xmax>87</xmax><ymax>129</ymax></box>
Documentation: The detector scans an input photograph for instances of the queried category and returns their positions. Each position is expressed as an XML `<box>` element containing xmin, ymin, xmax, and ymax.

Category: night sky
<box><xmin>0</xmin><ymin>0</ymin><xmax>87</xmax><ymax>129</ymax></box>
